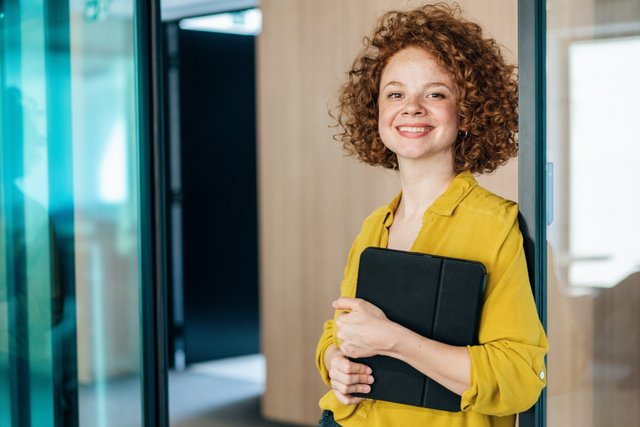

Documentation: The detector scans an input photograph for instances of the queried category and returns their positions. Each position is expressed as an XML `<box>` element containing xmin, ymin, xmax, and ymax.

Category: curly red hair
<box><xmin>333</xmin><ymin>3</ymin><xmax>518</xmax><ymax>173</ymax></box>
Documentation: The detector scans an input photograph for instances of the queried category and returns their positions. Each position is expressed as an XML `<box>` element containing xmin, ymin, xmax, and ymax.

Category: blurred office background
<box><xmin>545</xmin><ymin>1</ymin><xmax>640</xmax><ymax>426</ymax></box>
<box><xmin>1</xmin><ymin>0</ymin><xmax>639</xmax><ymax>426</ymax></box>
<box><xmin>0</xmin><ymin>1</ymin><xmax>267</xmax><ymax>426</ymax></box>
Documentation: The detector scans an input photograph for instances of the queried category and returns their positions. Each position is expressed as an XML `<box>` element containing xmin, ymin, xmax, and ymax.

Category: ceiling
<box><xmin>98</xmin><ymin>0</ymin><xmax>259</xmax><ymax>21</ymax></box>
<box><xmin>161</xmin><ymin>0</ymin><xmax>260</xmax><ymax>21</ymax></box>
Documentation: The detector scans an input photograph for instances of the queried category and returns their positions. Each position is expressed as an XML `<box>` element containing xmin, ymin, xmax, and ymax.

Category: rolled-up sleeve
<box><xmin>315</xmin><ymin>236</ymin><xmax>361</xmax><ymax>387</ymax></box>
<box><xmin>461</xmin><ymin>214</ymin><xmax>548</xmax><ymax>416</ymax></box>
<box><xmin>316</xmin><ymin>319</ymin><xmax>337</xmax><ymax>386</ymax></box>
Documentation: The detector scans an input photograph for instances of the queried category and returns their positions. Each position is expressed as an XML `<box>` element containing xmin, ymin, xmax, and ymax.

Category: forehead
<box><xmin>380</xmin><ymin>46</ymin><xmax>453</xmax><ymax>84</ymax></box>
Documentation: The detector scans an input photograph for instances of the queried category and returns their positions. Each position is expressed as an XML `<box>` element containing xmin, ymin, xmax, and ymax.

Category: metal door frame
<box><xmin>135</xmin><ymin>0</ymin><xmax>170</xmax><ymax>426</ymax></box>
<box><xmin>518</xmin><ymin>0</ymin><xmax>547</xmax><ymax>426</ymax></box>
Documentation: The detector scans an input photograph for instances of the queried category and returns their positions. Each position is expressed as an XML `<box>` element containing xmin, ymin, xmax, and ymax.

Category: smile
<box><xmin>395</xmin><ymin>125</ymin><xmax>434</xmax><ymax>137</ymax></box>
<box><xmin>397</xmin><ymin>126</ymin><xmax>433</xmax><ymax>133</ymax></box>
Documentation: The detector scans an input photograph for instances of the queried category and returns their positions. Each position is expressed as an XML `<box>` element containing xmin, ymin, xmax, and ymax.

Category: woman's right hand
<box><xmin>325</xmin><ymin>345</ymin><xmax>374</xmax><ymax>405</ymax></box>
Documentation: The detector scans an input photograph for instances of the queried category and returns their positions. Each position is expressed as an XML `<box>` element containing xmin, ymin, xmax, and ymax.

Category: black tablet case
<box><xmin>350</xmin><ymin>247</ymin><xmax>486</xmax><ymax>412</ymax></box>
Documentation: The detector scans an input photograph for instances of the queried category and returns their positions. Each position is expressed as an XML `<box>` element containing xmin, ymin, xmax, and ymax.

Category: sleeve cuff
<box><xmin>316</xmin><ymin>320</ymin><xmax>337</xmax><ymax>386</ymax></box>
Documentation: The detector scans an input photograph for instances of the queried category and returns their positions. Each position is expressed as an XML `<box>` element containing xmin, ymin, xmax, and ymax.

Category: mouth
<box><xmin>396</xmin><ymin>125</ymin><xmax>434</xmax><ymax>137</ymax></box>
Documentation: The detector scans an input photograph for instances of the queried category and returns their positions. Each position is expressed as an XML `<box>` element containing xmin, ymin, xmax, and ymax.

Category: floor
<box><xmin>170</xmin><ymin>354</ymin><xmax>299</xmax><ymax>427</ymax></box>
<box><xmin>79</xmin><ymin>354</ymin><xmax>305</xmax><ymax>427</ymax></box>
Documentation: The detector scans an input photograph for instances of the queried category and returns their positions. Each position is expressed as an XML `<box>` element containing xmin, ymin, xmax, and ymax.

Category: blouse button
<box><xmin>539</xmin><ymin>370</ymin><xmax>545</xmax><ymax>380</ymax></box>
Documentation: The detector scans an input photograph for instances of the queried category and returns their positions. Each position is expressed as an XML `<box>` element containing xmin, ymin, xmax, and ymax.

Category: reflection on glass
<box><xmin>1</xmin><ymin>3</ymin><xmax>56</xmax><ymax>426</ymax></box>
<box><xmin>71</xmin><ymin>4</ymin><xmax>142</xmax><ymax>427</ymax></box>
<box><xmin>0</xmin><ymin>1</ymin><xmax>142</xmax><ymax>426</ymax></box>
<box><xmin>568</xmin><ymin>36</ymin><xmax>640</xmax><ymax>288</ymax></box>
<box><xmin>547</xmin><ymin>2</ymin><xmax>640</xmax><ymax>425</ymax></box>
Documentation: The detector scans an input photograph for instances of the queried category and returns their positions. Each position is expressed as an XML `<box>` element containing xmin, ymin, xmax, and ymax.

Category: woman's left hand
<box><xmin>333</xmin><ymin>297</ymin><xmax>395</xmax><ymax>358</ymax></box>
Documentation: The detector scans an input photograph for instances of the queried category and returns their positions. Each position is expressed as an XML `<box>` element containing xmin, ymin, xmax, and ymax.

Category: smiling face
<box><xmin>378</xmin><ymin>46</ymin><xmax>459</xmax><ymax>170</ymax></box>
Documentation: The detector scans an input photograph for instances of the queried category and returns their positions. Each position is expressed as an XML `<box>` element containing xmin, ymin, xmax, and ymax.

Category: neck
<box><xmin>395</xmin><ymin>156</ymin><xmax>457</xmax><ymax>220</ymax></box>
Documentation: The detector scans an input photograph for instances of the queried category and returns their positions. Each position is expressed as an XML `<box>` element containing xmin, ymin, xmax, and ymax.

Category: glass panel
<box><xmin>0</xmin><ymin>1</ymin><xmax>143</xmax><ymax>426</ymax></box>
<box><xmin>70</xmin><ymin>4</ymin><xmax>142</xmax><ymax>427</ymax></box>
<box><xmin>1</xmin><ymin>3</ymin><xmax>56</xmax><ymax>425</ymax></box>
<box><xmin>546</xmin><ymin>1</ymin><xmax>640</xmax><ymax>425</ymax></box>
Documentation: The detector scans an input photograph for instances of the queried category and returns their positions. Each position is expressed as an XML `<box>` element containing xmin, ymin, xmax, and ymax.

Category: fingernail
<box><xmin>366</xmin><ymin>367</ymin><xmax>372</xmax><ymax>374</ymax></box>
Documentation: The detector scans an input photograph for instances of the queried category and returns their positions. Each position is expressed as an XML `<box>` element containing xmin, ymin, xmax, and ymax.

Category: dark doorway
<box><xmin>164</xmin><ymin>22</ymin><xmax>259</xmax><ymax>367</ymax></box>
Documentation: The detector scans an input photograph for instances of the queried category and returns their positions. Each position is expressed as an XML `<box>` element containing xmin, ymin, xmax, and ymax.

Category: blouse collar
<box><xmin>383</xmin><ymin>171</ymin><xmax>478</xmax><ymax>227</ymax></box>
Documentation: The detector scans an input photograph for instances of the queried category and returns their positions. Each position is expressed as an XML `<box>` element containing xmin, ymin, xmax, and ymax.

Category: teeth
<box><xmin>398</xmin><ymin>126</ymin><xmax>430</xmax><ymax>133</ymax></box>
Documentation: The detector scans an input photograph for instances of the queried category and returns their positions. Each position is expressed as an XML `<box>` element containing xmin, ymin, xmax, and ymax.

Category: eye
<box><xmin>387</xmin><ymin>92</ymin><xmax>403</xmax><ymax>99</ymax></box>
<box><xmin>426</xmin><ymin>92</ymin><xmax>445</xmax><ymax>99</ymax></box>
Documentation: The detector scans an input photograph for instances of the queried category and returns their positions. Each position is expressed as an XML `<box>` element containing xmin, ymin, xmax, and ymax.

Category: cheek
<box><xmin>377</xmin><ymin>111</ymin><xmax>394</xmax><ymax>145</ymax></box>
<box><xmin>439</xmin><ymin>105</ymin><xmax>459</xmax><ymax>130</ymax></box>
<box><xmin>448</xmin><ymin>104</ymin><xmax>459</xmax><ymax>125</ymax></box>
<box><xmin>377</xmin><ymin>107</ymin><xmax>388</xmax><ymax>136</ymax></box>
<box><xmin>378</xmin><ymin>104</ymin><xmax>396</xmax><ymax>129</ymax></box>
<box><xmin>377</xmin><ymin>105</ymin><xmax>385</xmax><ymax>124</ymax></box>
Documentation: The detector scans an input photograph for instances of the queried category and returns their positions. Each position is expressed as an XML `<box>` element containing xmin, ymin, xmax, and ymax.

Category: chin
<box><xmin>395</xmin><ymin>150</ymin><xmax>431</xmax><ymax>160</ymax></box>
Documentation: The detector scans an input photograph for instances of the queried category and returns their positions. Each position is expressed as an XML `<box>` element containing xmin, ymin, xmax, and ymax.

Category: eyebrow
<box><xmin>382</xmin><ymin>81</ymin><xmax>453</xmax><ymax>91</ymax></box>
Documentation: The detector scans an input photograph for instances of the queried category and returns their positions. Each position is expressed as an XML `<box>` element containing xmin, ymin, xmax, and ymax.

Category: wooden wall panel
<box><xmin>257</xmin><ymin>1</ymin><xmax>518</xmax><ymax>424</ymax></box>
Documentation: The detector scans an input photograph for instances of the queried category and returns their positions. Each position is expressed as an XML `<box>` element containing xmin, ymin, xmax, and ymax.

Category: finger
<box><xmin>334</xmin><ymin>355</ymin><xmax>372</xmax><ymax>375</ymax></box>
<box><xmin>330</xmin><ymin>359</ymin><xmax>373</xmax><ymax>384</ymax></box>
<box><xmin>330</xmin><ymin>378</ymin><xmax>372</xmax><ymax>395</ymax></box>
<box><xmin>332</xmin><ymin>389</ymin><xmax>365</xmax><ymax>406</ymax></box>
<box><xmin>329</xmin><ymin>367</ymin><xmax>374</xmax><ymax>386</ymax></box>
<box><xmin>332</xmin><ymin>297</ymin><xmax>361</xmax><ymax>311</ymax></box>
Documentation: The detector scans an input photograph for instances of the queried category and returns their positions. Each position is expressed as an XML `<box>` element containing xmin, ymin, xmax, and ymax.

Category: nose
<box><xmin>402</xmin><ymin>95</ymin><xmax>426</xmax><ymax>116</ymax></box>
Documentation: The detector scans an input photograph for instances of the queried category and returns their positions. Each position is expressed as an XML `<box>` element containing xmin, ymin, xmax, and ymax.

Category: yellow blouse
<box><xmin>315</xmin><ymin>172</ymin><xmax>548</xmax><ymax>427</ymax></box>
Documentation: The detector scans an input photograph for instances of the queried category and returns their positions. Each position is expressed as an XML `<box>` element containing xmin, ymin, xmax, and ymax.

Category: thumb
<box><xmin>332</xmin><ymin>297</ymin><xmax>359</xmax><ymax>311</ymax></box>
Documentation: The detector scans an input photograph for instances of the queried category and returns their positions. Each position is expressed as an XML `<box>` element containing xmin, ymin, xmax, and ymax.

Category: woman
<box><xmin>315</xmin><ymin>4</ymin><xmax>548</xmax><ymax>427</ymax></box>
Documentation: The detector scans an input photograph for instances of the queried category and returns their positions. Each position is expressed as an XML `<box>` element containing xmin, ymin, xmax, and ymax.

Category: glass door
<box><xmin>0</xmin><ymin>1</ymin><xmax>156</xmax><ymax>425</ymax></box>
<box><xmin>545</xmin><ymin>1</ymin><xmax>640</xmax><ymax>426</ymax></box>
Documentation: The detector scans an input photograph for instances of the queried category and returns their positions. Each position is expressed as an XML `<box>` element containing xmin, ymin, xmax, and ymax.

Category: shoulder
<box><xmin>450</xmin><ymin>182</ymin><xmax>522</xmax><ymax>253</ymax></box>
<box><xmin>362</xmin><ymin>204</ymin><xmax>390</xmax><ymax>224</ymax></box>
<box><xmin>458</xmin><ymin>182</ymin><xmax>519</xmax><ymax>226</ymax></box>
<box><xmin>358</xmin><ymin>192</ymin><xmax>400</xmax><ymax>232</ymax></box>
